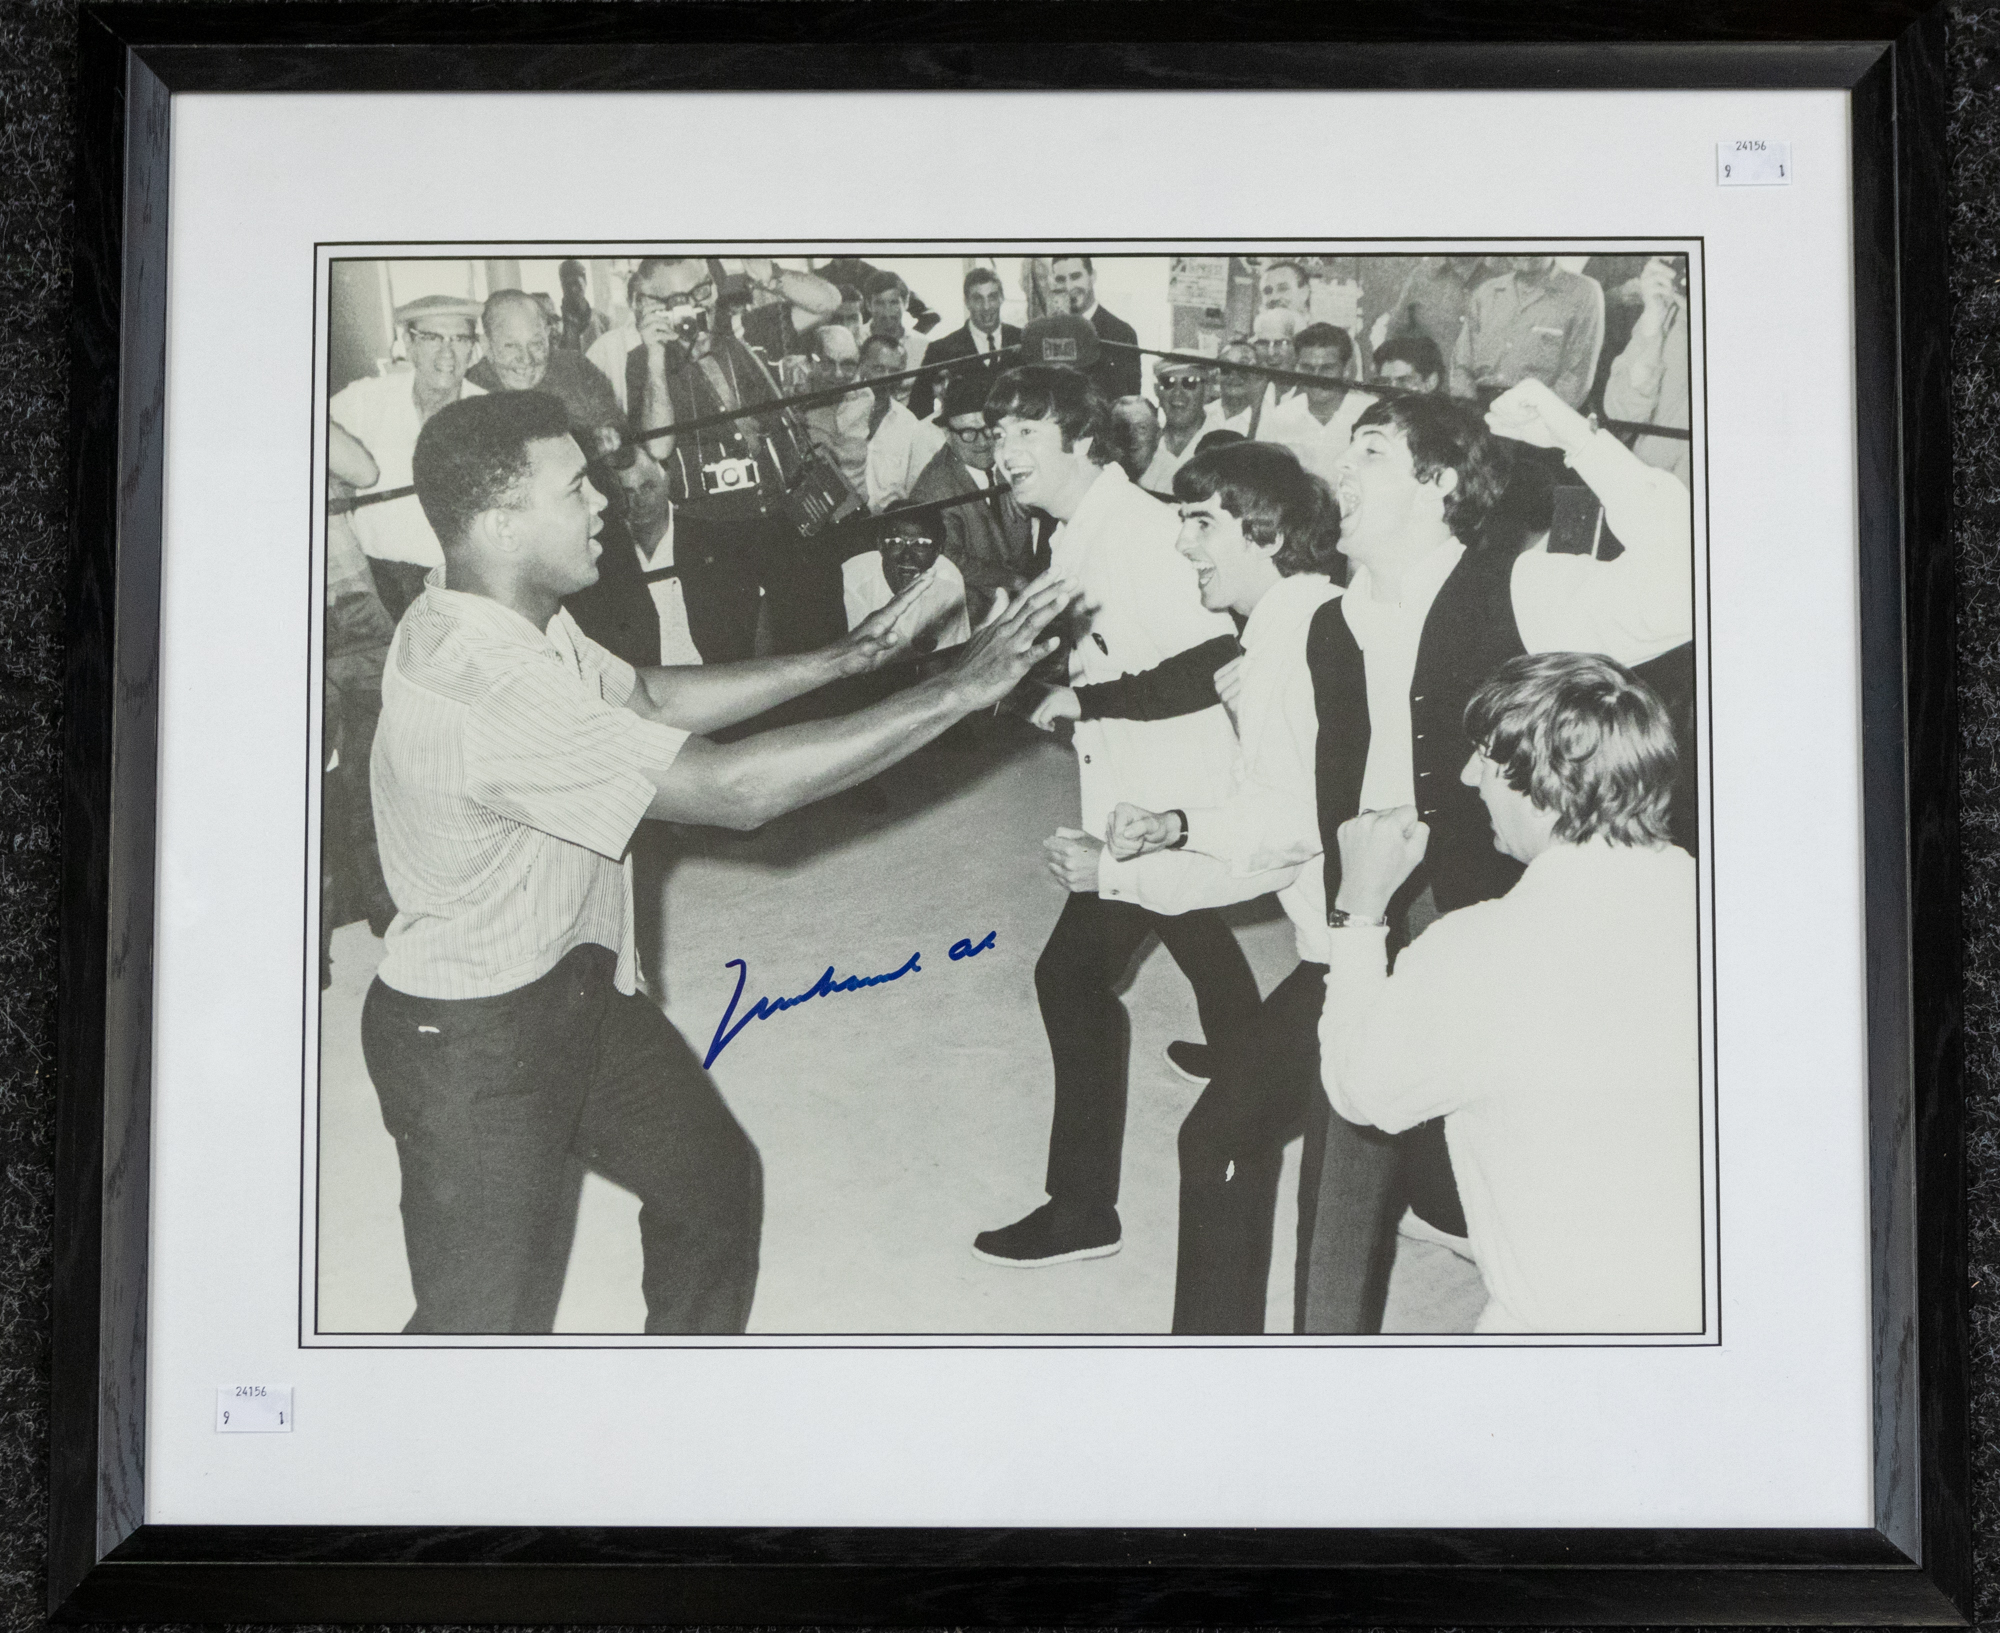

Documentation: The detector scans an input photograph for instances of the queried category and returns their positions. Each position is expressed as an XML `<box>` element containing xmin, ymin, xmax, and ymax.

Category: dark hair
<box><xmin>859</xmin><ymin>333</ymin><xmax>905</xmax><ymax>369</ymax></box>
<box><xmin>1373</xmin><ymin>334</ymin><xmax>1446</xmax><ymax>383</ymax></box>
<box><xmin>982</xmin><ymin>365</ymin><xmax>1110</xmax><ymax>459</ymax></box>
<box><xmin>835</xmin><ymin>283</ymin><xmax>864</xmax><ymax>308</ymax></box>
<box><xmin>628</xmin><ymin>256</ymin><xmax>699</xmax><ymax>300</ymax></box>
<box><xmin>412</xmin><ymin>392</ymin><xmax>572</xmax><ymax>551</ymax></box>
<box><xmin>1293</xmin><ymin>322</ymin><xmax>1354</xmax><ymax>370</ymax></box>
<box><xmin>941</xmin><ymin>370</ymin><xmax>994</xmax><ymax>421</ymax></box>
<box><xmin>964</xmin><ymin>267</ymin><xmax>1003</xmax><ymax>300</ymax></box>
<box><xmin>1262</xmin><ymin>258</ymin><xmax>1309</xmax><ymax>286</ymax></box>
<box><xmin>1351</xmin><ymin>393</ymin><xmax>1510</xmax><ymax>544</ymax></box>
<box><xmin>1463</xmin><ymin>653</ymin><xmax>1678</xmax><ymax>846</ymax></box>
<box><xmin>1173</xmin><ymin>440</ymin><xmax>1342</xmax><ymax>577</ymax></box>
<box><xmin>862</xmin><ymin>270</ymin><xmax>909</xmax><ymax>303</ymax></box>
<box><xmin>1194</xmin><ymin>428</ymin><xmax>1246</xmax><ymax>454</ymax></box>
<box><xmin>1049</xmin><ymin>253</ymin><xmax>1094</xmax><ymax>274</ymax></box>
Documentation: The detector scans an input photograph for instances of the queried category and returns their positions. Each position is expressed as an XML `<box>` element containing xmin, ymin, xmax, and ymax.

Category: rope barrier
<box><xmin>328</xmin><ymin>327</ymin><xmax>1688</xmax><ymax>518</ymax></box>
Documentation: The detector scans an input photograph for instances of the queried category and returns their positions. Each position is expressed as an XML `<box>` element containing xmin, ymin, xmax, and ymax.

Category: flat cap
<box><xmin>394</xmin><ymin>293</ymin><xmax>482</xmax><ymax>328</ymax></box>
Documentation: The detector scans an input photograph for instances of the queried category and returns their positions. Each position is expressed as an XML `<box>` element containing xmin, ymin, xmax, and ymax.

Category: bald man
<box><xmin>1251</xmin><ymin>306</ymin><xmax>1304</xmax><ymax>415</ymax></box>
<box><xmin>469</xmin><ymin>289</ymin><xmax>625</xmax><ymax>453</ymax></box>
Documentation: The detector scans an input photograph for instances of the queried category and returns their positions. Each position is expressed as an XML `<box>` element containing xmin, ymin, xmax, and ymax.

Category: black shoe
<box><xmin>1164</xmin><ymin>1040</ymin><xmax>1213</xmax><ymax>1084</ymax></box>
<box><xmin>972</xmin><ymin>1202</ymin><xmax>1121</xmax><ymax>1267</ymax></box>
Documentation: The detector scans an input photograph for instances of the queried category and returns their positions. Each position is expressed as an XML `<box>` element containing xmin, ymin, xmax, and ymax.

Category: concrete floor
<box><xmin>314</xmin><ymin>716</ymin><xmax>1488</xmax><ymax>1336</ymax></box>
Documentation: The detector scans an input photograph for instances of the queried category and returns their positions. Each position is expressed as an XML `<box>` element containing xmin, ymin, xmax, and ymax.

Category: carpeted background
<box><xmin>1</xmin><ymin>4</ymin><xmax>1996</xmax><ymax>1630</ymax></box>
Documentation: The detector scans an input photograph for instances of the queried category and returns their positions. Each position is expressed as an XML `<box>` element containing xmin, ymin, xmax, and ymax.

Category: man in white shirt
<box><xmin>861</xmin><ymin>270</ymin><xmax>931</xmax><ymax>398</ymax></box>
<box><xmin>971</xmin><ymin>366</ymin><xmax>1264</xmax><ymax>1269</ymax></box>
<box><xmin>1301</xmin><ymin>379</ymin><xmax>1695</xmax><ymax>1331</ymax></box>
<box><xmin>1101</xmin><ymin>442</ymin><xmax>1347</xmax><ymax>1332</ymax></box>
<box><xmin>328</xmin><ymin>293</ymin><xmax>487</xmax><ymax>618</ymax></box>
<box><xmin>1251</xmin><ymin>306</ymin><xmax>1305</xmax><ymax>414</ymax></box>
<box><xmin>1318</xmin><ymin>652</ymin><xmax>1702</xmax><ymax>1334</ymax></box>
<box><xmin>1258</xmin><ymin>322</ymin><xmax>1378</xmax><ymax>485</ymax></box>
<box><xmin>857</xmin><ymin>335</ymin><xmax>948</xmax><ymax>513</ymax></box>
<box><xmin>1206</xmin><ymin>341</ymin><xmax>1267</xmax><ymax>439</ymax></box>
<box><xmin>365</xmin><ymin>392</ymin><xmax>1077</xmax><ymax>1334</ymax></box>
<box><xmin>1140</xmin><ymin>357</ymin><xmax>1215</xmax><ymax>493</ymax></box>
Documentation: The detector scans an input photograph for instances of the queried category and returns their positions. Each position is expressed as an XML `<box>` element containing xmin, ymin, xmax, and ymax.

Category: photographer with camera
<box><xmin>611</xmin><ymin>256</ymin><xmax>851</xmax><ymax>664</ymax></box>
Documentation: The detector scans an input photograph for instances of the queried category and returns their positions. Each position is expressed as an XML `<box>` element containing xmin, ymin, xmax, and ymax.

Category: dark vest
<box><xmin>624</xmin><ymin>333</ymin><xmax>809</xmax><ymax>518</ymax></box>
<box><xmin>1309</xmin><ymin>543</ymin><xmax>1528</xmax><ymax>919</ymax></box>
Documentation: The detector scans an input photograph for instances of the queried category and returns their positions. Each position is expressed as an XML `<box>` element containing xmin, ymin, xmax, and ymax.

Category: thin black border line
<box><xmin>298</xmin><ymin>236</ymin><xmax>1718</xmax><ymax>1352</ymax></box>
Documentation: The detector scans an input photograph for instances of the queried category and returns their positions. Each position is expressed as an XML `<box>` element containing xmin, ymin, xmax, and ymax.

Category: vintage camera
<box><xmin>665</xmin><ymin>301</ymin><xmax>709</xmax><ymax>342</ymax></box>
<box><xmin>700</xmin><ymin>453</ymin><xmax>762</xmax><ymax>497</ymax></box>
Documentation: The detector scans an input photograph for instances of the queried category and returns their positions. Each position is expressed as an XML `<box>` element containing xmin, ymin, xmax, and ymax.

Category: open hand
<box><xmin>1333</xmin><ymin>805</ymin><xmax>1430</xmax><ymax>924</ymax></box>
<box><xmin>833</xmin><ymin>567</ymin><xmax>937</xmax><ymax>676</ymax></box>
<box><xmin>1105</xmin><ymin>803</ymin><xmax>1175</xmax><ymax>861</ymax></box>
<box><xmin>1044</xmin><ymin>827</ymin><xmax>1104</xmax><ymax>893</ymax></box>
<box><xmin>946</xmin><ymin>569</ymin><xmax>1080</xmax><ymax>712</ymax></box>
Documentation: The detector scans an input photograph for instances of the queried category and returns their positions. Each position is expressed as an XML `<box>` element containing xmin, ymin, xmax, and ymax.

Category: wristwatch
<box><xmin>1164</xmin><ymin>809</ymin><xmax>1190</xmax><ymax>851</ymax></box>
<box><xmin>1327</xmin><ymin>906</ymin><xmax>1386</xmax><ymax>929</ymax></box>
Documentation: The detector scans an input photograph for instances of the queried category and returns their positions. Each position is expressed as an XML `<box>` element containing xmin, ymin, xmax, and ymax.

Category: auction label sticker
<box><xmin>1718</xmin><ymin>140</ymin><xmax>1791</xmax><ymax>185</ymax></box>
<box><xmin>216</xmin><ymin>1385</ymin><xmax>292</xmax><ymax>1432</ymax></box>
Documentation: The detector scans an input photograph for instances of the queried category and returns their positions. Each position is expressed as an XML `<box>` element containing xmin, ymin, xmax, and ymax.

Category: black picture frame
<box><xmin>54</xmin><ymin>1</ymin><xmax>1963</xmax><ymax>1621</ymax></box>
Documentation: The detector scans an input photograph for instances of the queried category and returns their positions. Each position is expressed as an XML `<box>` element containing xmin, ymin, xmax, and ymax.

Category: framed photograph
<box><xmin>54</xmin><ymin>1</ymin><xmax>1964</xmax><ymax>1622</ymax></box>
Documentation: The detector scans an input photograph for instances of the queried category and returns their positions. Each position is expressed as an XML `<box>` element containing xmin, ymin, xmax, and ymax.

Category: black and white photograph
<box><xmin>310</xmin><ymin>245</ymin><xmax>1713</xmax><ymax>1343</ymax></box>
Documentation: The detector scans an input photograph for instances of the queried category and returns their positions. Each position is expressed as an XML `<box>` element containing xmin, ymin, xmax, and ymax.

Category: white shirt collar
<box><xmin>1241</xmin><ymin>571</ymin><xmax>1337</xmax><ymax>653</ymax></box>
<box><xmin>1342</xmin><ymin>537</ymin><xmax>1466</xmax><ymax>650</ymax></box>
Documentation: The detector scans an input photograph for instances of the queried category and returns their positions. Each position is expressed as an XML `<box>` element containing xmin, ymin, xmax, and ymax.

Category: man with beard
<box><xmin>1301</xmin><ymin>380</ymin><xmax>1693</xmax><ymax>1331</ymax></box>
<box><xmin>1048</xmin><ymin>254</ymin><xmax>1142</xmax><ymax>401</ymax></box>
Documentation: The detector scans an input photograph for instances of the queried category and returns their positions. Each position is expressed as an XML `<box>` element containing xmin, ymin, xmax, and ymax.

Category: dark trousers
<box><xmin>1172</xmin><ymin>959</ymin><xmax>1329</xmax><ymax>1335</ymax></box>
<box><xmin>1036</xmin><ymin>892</ymin><xmax>1262</xmax><ymax>1210</ymax></box>
<box><xmin>360</xmin><ymin>944</ymin><xmax>763</xmax><ymax>1335</ymax></box>
<box><xmin>675</xmin><ymin>510</ymin><xmax>846</xmax><ymax>663</ymax></box>
<box><xmin>1303</xmin><ymin>1110</ymin><xmax>1465</xmax><ymax>1333</ymax></box>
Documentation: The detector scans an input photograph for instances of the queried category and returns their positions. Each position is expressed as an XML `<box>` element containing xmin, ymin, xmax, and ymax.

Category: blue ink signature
<box><xmin>703</xmin><ymin>932</ymin><xmax>998</xmax><ymax>1068</ymax></box>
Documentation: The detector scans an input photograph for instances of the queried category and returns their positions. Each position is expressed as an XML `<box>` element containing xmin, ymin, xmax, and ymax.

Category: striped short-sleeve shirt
<box><xmin>370</xmin><ymin>579</ymin><xmax>689</xmax><ymax>1000</ymax></box>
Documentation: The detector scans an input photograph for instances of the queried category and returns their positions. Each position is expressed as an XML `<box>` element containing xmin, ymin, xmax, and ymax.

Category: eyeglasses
<box><xmin>408</xmin><ymin>328</ymin><xmax>478</xmax><ymax>351</ymax></box>
<box><xmin>634</xmin><ymin>284</ymin><xmax>713</xmax><ymax>312</ymax></box>
<box><xmin>949</xmin><ymin>424</ymin><xmax>997</xmax><ymax>443</ymax></box>
<box><xmin>1157</xmin><ymin>375</ymin><xmax>1206</xmax><ymax>391</ymax></box>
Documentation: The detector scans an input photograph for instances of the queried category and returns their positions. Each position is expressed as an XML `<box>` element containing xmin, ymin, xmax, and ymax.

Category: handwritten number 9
<box><xmin>221</xmin><ymin>1410</ymin><xmax>229</xmax><ymax>1425</ymax></box>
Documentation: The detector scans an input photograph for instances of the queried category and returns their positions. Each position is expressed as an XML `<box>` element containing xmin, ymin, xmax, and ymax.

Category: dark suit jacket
<box><xmin>909</xmin><ymin>321</ymin><xmax>1023</xmax><ymax>420</ymax></box>
<box><xmin>1087</xmin><ymin>306</ymin><xmax>1142</xmax><ymax>402</ymax></box>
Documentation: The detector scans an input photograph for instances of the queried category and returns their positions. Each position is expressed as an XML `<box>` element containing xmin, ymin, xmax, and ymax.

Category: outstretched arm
<box><xmin>639</xmin><ymin>573</ymin><xmax>1075</xmax><ymax>829</ymax></box>
<box><xmin>1489</xmin><ymin>377</ymin><xmax>1693</xmax><ymax>664</ymax></box>
<box><xmin>623</xmin><ymin>568</ymin><xmax>939</xmax><ymax>734</ymax></box>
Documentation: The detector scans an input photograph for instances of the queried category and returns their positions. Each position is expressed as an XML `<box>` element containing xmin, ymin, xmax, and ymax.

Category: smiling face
<box><xmin>1175</xmin><ymin>497</ymin><xmax>1280</xmax><ymax>617</ymax></box>
<box><xmin>966</xmin><ymin>277</ymin><xmax>1004</xmax><ymax>334</ymax></box>
<box><xmin>1461</xmin><ymin>748</ymin><xmax>1559</xmax><ymax>863</ymax></box>
<box><xmin>507</xmin><ymin>435</ymin><xmax>608</xmax><ymax>599</ymax></box>
<box><xmin>945</xmin><ymin>411</ymin><xmax>996</xmax><ymax>471</ymax></box>
<box><xmin>1216</xmin><ymin>343</ymin><xmax>1261</xmax><ymax>415</ymax></box>
<box><xmin>1251</xmin><ymin>310</ymin><xmax>1299</xmax><ymax>378</ymax></box>
<box><xmin>405</xmin><ymin>317</ymin><xmax>479</xmax><ymax>395</ymax></box>
<box><xmin>1296</xmin><ymin>343</ymin><xmax>1349</xmax><ymax>409</ymax></box>
<box><xmin>993</xmin><ymin>413</ymin><xmax>1096</xmax><ymax>518</ymax></box>
<box><xmin>484</xmin><ymin>296</ymin><xmax>551</xmax><ymax>392</ymax></box>
<box><xmin>1155</xmin><ymin>367</ymin><xmax>1208</xmax><ymax>434</ymax></box>
<box><xmin>1049</xmin><ymin>257</ymin><xmax>1096</xmax><ymax>315</ymax></box>
<box><xmin>1259</xmin><ymin>264</ymin><xmax>1309</xmax><ymax>314</ymax></box>
<box><xmin>1328</xmin><ymin>419</ymin><xmax>1455</xmax><ymax>568</ymax></box>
